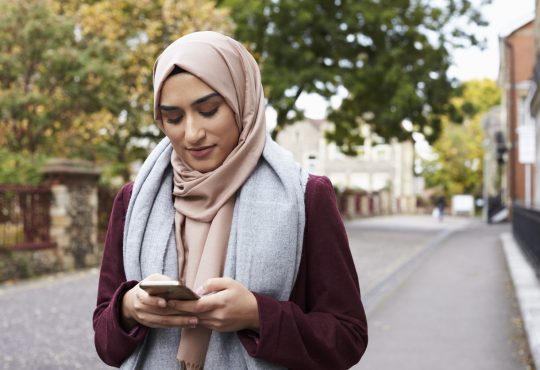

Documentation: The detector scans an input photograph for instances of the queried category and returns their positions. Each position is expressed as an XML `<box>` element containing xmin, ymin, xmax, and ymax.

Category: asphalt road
<box><xmin>0</xmin><ymin>270</ymin><xmax>111</xmax><ymax>370</ymax></box>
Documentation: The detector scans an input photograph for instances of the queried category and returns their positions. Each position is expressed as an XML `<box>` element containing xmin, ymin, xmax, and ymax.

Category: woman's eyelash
<box><xmin>201</xmin><ymin>107</ymin><xmax>218</xmax><ymax>117</ymax></box>
<box><xmin>165</xmin><ymin>106</ymin><xmax>218</xmax><ymax>123</ymax></box>
<box><xmin>166</xmin><ymin>116</ymin><xmax>182</xmax><ymax>124</ymax></box>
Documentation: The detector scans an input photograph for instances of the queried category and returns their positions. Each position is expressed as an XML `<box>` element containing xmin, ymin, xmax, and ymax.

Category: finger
<box><xmin>136</xmin><ymin>286</ymin><xmax>167</xmax><ymax>308</ymax></box>
<box><xmin>168</xmin><ymin>294</ymin><xmax>221</xmax><ymax>314</ymax></box>
<box><xmin>138</xmin><ymin>274</ymin><xmax>176</xmax><ymax>308</ymax></box>
<box><xmin>198</xmin><ymin>318</ymin><xmax>227</xmax><ymax>332</ymax></box>
<box><xmin>134</xmin><ymin>303</ymin><xmax>185</xmax><ymax>316</ymax></box>
<box><xmin>138</xmin><ymin>312</ymin><xmax>199</xmax><ymax>329</ymax></box>
<box><xmin>196</xmin><ymin>311</ymin><xmax>221</xmax><ymax>321</ymax></box>
<box><xmin>198</xmin><ymin>277</ymin><xmax>235</xmax><ymax>295</ymax></box>
<box><xmin>167</xmin><ymin>299</ymin><xmax>208</xmax><ymax>314</ymax></box>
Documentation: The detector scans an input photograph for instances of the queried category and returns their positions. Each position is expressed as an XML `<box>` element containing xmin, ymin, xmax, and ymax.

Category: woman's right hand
<box><xmin>120</xmin><ymin>273</ymin><xmax>199</xmax><ymax>330</ymax></box>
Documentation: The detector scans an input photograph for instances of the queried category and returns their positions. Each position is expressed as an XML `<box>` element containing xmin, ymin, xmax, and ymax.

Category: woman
<box><xmin>93</xmin><ymin>31</ymin><xmax>367</xmax><ymax>370</ymax></box>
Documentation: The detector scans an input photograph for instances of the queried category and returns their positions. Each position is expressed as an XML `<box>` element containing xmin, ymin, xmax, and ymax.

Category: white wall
<box><xmin>277</xmin><ymin>119</ymin><xmax>416</xmax><ymax>212</ymax></box>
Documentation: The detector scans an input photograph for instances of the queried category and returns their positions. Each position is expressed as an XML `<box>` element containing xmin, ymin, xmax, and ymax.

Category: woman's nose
<box><xmin>184</xmin><ymin>115</ymin><xmax>206</xmax><ymax>145</ymax></box>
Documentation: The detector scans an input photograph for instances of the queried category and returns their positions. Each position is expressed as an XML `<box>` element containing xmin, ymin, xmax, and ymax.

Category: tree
<box><xmin>0</xmin><ymin>0</ymin><xmax>118</xmax><ymax>154</ymax></box>
<box><xmin>52</xmin><ymin>0</ymin><xmax>234</xmax><ymax>181</ymax></box>
<box><xmin>218</xmin><ymin>0</ymin><xmax>489</xmax><ymax>153</ymax></box>
<box><xmin>0</xmin><ymin>0</ymin><xmax>233</xmax><ymax>184</ymax></box>
<box><xmin>422</xmin><ymin>79</ymin><xmax>501</xmax><ymax>198</ymax></box>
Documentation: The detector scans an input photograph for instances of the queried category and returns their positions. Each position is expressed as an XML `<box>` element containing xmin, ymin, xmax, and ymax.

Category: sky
<box><xmin>448</xmin><ymin>0</ymin><xmax>535</xmax><ymax>81</ymax></box>
<box><xmin>276</xmin><ymin>0</ymin><xmax>537</xmax><ymax>124</ymax></box>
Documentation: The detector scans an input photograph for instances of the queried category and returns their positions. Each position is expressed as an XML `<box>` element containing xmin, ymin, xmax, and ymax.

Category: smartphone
<box><xmin>139</xmin><ymin>280</ymin><xmax>200</xmax><ymax>300</ymax></box>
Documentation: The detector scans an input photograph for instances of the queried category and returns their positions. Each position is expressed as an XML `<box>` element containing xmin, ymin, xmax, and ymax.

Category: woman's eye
<box><xmin>166</xmin><ymin>116</ymin><xmax>182</xmax><ymax>124</ymax></box>
<box><xmin>200</xmin><ymin>107</ymin><xmax>218</xmax><ymax>117</ymax></box>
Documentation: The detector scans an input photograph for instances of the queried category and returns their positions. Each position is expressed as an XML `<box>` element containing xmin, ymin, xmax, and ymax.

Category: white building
<box><xmin>277</xmin><ymin>118</ymin><xmax>417</xmax><ymax>213</ymax></box>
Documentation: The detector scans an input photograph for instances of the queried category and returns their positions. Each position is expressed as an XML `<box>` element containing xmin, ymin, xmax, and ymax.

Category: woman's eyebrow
<box><xmin>159</xmin><ymin>105</ymin><xmax>180</xmax><ymax>111</ymax></box>
<box><xmin>159</xmin><ymin>93</ymin><xmax>221</xmax><ymax>112</ymax></box>
<box><xmin>191</xmin><ymin>92</ymin><xmax>221</xmax><ymax>106</ymax></box>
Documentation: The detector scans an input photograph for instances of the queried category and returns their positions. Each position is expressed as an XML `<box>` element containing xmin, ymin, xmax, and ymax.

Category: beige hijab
<box><xmin>153</xmin><ymin>32</ymin><xmax>266</xmax><ymax>369</ymax></box>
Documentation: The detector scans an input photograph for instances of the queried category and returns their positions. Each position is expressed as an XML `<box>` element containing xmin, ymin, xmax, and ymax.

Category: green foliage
<box><xmin>0</xmin><ymin>0</ymin><xmax>233</xmax><ymax>184</ymax></box>
<box><xmin>0</xmin><ymin>148</ymin><xmax>48</xmax><ymax>185</ymax></box>
<box><xmin>0</xmin><ymin>0</ymin><xmax>119</xmax><ymax>154</ymax></box>
<box><xmin>0</xmin><ymin>252</ymin><xmax>34</xmax><ymax>282</ymax></box>
<box><xmin>52</xmin><ymin>0</ymin><xmax>234</xmax><ymax>182</ymax></box>
<box><xmin>422</xmin><ymin>79</ymin><xmax>501</xmax><ymax>197</ymax></box>
<box><xmin>450</xmin><ymin>79</ymin><xmax>502</xmax><ymax>121</ymax></box>
<box><xmin>219</xmin><ymin>0</ymin><xmax>490</xmax><ymax>152</ymax></box>
<box><xmin>0</xmin><ymin>250</ymin><xmax>61</xmax><ymax>283</ymax></box>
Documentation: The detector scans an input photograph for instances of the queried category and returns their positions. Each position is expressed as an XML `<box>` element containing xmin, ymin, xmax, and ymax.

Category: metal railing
<box><xmin>512</xmin><ymin>203</ymin><xmax>540</xmax><ymax>275</ymax></box>
<box><xmin>0</xmin><ymin>185</ymin><xmax>55</xmax><ymax>251</ymax></box>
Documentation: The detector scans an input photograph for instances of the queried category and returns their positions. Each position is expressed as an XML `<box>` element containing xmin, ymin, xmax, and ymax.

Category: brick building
<box><xmin>499</xmin><ymin>17</ymin><xmax>535</xmax><ymax>208</ymax></box>
<box><xmin>531</xmin><ymin>2</ymin><xmax>540</xmax><ymax>206</ymax></box>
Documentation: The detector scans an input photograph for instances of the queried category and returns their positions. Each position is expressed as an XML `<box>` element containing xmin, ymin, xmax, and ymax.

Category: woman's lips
<box><xmin>188</xmin><ymin>145</ymin><xmax>215</xmax><ymax>159</ymax></box>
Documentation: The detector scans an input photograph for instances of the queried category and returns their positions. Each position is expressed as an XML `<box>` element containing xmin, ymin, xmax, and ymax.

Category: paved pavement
<box><xmin>501</xmin><ymin>232</ymin><xmax>540</xmax><ymax>369</ymax></box>
<box><xmin>0</xmin><ymin>214</ymin><xmax>533</xmax><ymax>369</ymax></box>
<box><xmin>0</xmin><ymin>270</ymin><xmax>111</xmax><ymax>370</ymax></box>
<box><xmin>346</xmin><ymin>215</ymin><xmax>469</xmax><ymax>305</ymax></box>
<box><xmin>351</xmin><ymin>219</ymin><xmax>534</xmax><ymax>370</ymax></box>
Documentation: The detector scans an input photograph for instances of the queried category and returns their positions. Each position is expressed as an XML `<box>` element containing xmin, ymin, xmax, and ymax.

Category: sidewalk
<box><xmin>346</xmin><ymin>215</ymin><xmax>470</xmax><ymax>313</ymax></box>
<box><xmin>501</xmin><ymin>232</ymin><xmax>540</xmax><ymax>369</ymax></box>
<box><xmin>352</xmin><ymin>221</ymin><xmax>533</xmax><ymax>370</ymax></box>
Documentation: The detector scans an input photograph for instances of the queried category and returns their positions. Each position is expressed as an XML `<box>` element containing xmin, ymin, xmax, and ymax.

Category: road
<box><xmin>0</xmin><ymin>269</ymin><xmax>110</xmax><ymax>369</ymax></box>
<box><xmin>0</xmin><ymin>215</ymin><xmax>532</xmax><ymax>369</ymax></box>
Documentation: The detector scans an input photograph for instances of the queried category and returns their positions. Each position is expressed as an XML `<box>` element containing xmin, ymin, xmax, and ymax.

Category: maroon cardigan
<box><xmin>93</xmin><ymin>175</ymin><xmax>368</xmax><ymax>369</ymax></box>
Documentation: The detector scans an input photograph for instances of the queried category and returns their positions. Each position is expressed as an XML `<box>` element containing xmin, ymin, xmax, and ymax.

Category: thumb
<box><xmin>197</xmin><ymin>277</ymin><xmax>234</xmax><ymax>295</ymax></box>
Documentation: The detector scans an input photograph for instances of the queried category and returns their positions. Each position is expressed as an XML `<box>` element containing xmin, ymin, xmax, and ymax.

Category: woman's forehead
<box><xmin>160</xmin><ymin>73</ymin><xmax>217</xmax><ymax>105</ymax></box>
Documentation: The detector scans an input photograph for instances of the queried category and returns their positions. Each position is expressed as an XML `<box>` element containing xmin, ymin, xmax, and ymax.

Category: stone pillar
<box><xmin>360</xmin><ymin>195</ymin><xmax>369</xmax><ymax>216</ymax></box>
<box><xmin>41</xmin><ymin>159</ymin><xmax>101</xmax><ymax>270</ymax></box>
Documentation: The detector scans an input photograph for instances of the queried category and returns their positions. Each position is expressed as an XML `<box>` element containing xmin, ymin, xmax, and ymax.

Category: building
<box><xmin>512</xmin><ymin>1</ymin><xmax>540</xmax><ymax>305</ymax></box>
<box><xmin>530</xmin><ymin>3</ymin><xmax>540</xmax><ymax>206</ymax></box>
<box><xmin>498</xmin><ymin>17</ymin><xmax>535</xmax><ymax>210</ymax></box>
<box><xmin>276</xmin><ymin>118</ymin><xmax>416</xmax><ymax>213</ymax></box>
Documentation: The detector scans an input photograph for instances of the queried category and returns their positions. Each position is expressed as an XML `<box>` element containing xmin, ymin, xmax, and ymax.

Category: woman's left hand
<box><xmin>167</xmin><ymin>277</ymin><xmax>259</xmax><ymax>333</ymax></box>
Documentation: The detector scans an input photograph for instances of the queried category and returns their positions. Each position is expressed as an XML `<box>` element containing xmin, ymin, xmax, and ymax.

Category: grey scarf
<box><xmin>121</xmin><ymin>136</ymin><xmax>308</xmax><ymax>369</ymax></box>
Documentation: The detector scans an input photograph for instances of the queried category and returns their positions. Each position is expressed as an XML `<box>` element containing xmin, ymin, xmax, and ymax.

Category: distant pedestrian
<box><xmin>92</xmin><ymin>31</ymin><xmax>367</xmax><ymax>369</ymax></box>
<box><xmin>435</xmin><ymin>195</ymin><xmax>446</xmax><ymax>222</ymax></box>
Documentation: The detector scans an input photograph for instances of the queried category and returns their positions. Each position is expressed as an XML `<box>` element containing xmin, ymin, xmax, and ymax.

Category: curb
<box><xmin>500</xmin><ymin>232</ymin><xmax>540</xmax><ymax>370</ymax></box>
<box><xmin>363</xmin><ymin>221</ymin><xmax>471</xmax><ymax>314</ymax></box>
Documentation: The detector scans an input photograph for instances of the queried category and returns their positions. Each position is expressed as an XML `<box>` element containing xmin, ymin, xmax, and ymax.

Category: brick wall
<box><xmin>504</xmin><ymin>21</ymin><xmax>535</xmax><ymax>204</ymax></box>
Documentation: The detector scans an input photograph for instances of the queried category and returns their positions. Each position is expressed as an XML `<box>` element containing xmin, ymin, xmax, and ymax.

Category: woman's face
<box><xmin>159</xmin><ymin>73</ymin><xmax>240</xmax><ymax>173</ymax></box>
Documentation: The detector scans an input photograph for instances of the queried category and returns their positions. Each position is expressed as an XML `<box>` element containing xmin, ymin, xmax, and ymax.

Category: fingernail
<box><xmin>189</xmin><ymin>318</ymin><xmax>198</xmax><ymax>325</ymax></box>
<box><xmin>195</xmin><ymin>286</ymin><xmax>205</xmax><ymax>295</ymax></box>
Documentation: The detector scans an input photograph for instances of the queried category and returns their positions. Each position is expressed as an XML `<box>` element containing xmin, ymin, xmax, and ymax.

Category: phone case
<box><xmin>140</xmin><ymin>281</ymin><xmax>200</xmax><ymax>300</ymax></box>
